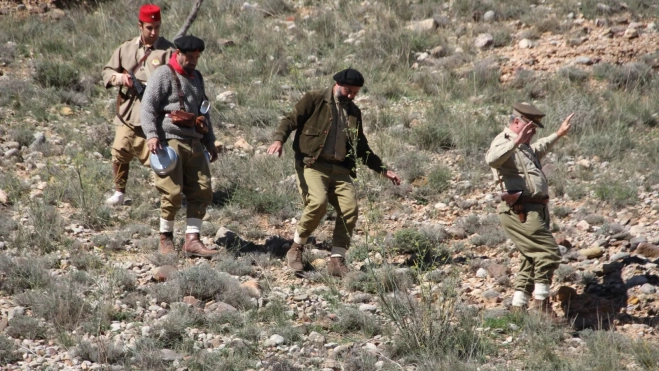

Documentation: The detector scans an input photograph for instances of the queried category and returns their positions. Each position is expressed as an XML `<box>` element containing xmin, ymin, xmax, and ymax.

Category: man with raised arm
<box><xmin>486</xmin><ymin>102</ymin><xmax>574</xmax><ymax>322</ymax></box>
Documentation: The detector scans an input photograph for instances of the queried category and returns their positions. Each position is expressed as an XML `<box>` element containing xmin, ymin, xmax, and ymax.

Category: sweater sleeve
<box><xmin>140</xmin><ymin>67</ymin><xmax>169</xmax><ymax>140</ymax></box>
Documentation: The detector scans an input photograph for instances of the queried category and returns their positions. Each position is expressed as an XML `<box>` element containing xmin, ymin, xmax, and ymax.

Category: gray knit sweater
<box><xmin>141</xmin><ymin>65</ymin><xmax>215</xmax><ymax>149</ymax></box>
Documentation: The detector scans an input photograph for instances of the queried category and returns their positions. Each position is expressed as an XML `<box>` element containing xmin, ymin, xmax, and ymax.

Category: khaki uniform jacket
<box><xmin>102</xmin><ymin>36</ymin><xmax>175</xmax><ymax>127</ymax></box>
<box><xmin>485</xmin><ymin>127</ymin><xmax>559</xmax><ymax>198</ymax></box>
<box><xmin>274</xmin><ymin>87</ymin><xmax>386</xmax><ymax>178</ymax></box>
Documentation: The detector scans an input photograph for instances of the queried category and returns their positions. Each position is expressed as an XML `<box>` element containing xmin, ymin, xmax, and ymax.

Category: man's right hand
<box><xmin>514</xmin><ymin>122</ymin><xmax>536</xmax><ymax>146</ymax></box>
<box><xmin>147</xmin><ymin>138</ymin><xmax>161</xmax><ymax>154</ymax></box>
<box><xmin>266</xmin><ymin>141</ymin><xmax>283</xmax><ymax>157</ymax></box>
<box><xmin>121</xmin><ymin>73</ymin><xmax>134</xmax><ymax>88</ymax></box>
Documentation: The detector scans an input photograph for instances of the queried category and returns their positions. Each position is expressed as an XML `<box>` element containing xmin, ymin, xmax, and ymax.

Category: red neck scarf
<box><xmin>168</xmin><ymin>52</ymin><xmax>194</xmax><ymax>78</ymax></box>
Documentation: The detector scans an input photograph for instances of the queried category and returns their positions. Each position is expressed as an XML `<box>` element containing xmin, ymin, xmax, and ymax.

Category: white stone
<box><xmin>576</xmin><ymin>220</ymin><xmax>590</xmax><ymax>231</ymax></box>
<box><xmin>518</xmin><ymin>39</ymin><xmax>534</xmax><ymax>49</ymax></box>
<box><xmin>265</xmin><ymin>334</ymin><xmax>285</xmax><ymax>346</ymax></box>
<box><xmin>476</xmin><ymin>268</ymin><xmax>488</xmax><ymax>278</ymax></box>
<box><xmin>359</xmin><ymin>304</ymin><xmax>377</xmax><ymax>313</ymax></box>
<box><xmin>483</xmin><ymin>11</ymin><xmax>495</xmax><ymax>22</ymax></box>
<box><xmin>216</xmin><ymin>91</ymin><xmax>237</xmax><ymax>103</ymax></box>
<box><xmin>475</xmin><ymin>33</ymin><xmax>494</xmax><ymax>49</ymax></box>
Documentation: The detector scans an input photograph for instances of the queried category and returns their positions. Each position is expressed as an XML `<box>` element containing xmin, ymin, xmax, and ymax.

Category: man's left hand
<box><xmin>208</xmin><ymin>147</ymin><xmax>218</xmax><ymax>163</ymax></box>
<box><xmin>557</xmin><ymin>113</ymin><xmax>575</xmax><ymax>138</ymax></box>
<box><xmin>385</xmin><ymin>170</ymin><xmax>401</xmax><ymax>186</ymax></box>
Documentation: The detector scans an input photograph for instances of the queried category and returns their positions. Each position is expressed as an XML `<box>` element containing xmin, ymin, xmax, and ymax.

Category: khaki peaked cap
<box><xmin>512</xmin><ymin>102</ymin><xmax>545</xmax><ymax>128</ymax></box>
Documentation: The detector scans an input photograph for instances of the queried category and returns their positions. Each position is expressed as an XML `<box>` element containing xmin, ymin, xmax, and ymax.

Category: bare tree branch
<box><xmin>173</xmin><ymin>0</ymin><xmax>205</xmax><ymax>41</ymax></box>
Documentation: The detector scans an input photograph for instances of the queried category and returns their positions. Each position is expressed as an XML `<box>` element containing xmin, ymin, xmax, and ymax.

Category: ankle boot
<box><xmin>159</xmin><ymin>232</ymin><xmax>175</xmax><ymax>255</ymax></box>
<box><xmin>183</xmin><ymin>233</ymin><xmax>218</xmax><ymax>258</ymax></box>
<box><xmin>286</xmin><ymin>242</ymin><xmax>304</xmax><ymax>271</ymax></box>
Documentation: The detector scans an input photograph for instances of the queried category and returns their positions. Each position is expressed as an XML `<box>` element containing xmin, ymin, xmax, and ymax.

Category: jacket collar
<box><xmin>322</xmin><ymin>86</ymin><xmax>333</xmax><ymax>103</ymax></box>
<box><xmin>503</xmin><ymin>127</ymin><xmax>518</xmax><ymax>140</ymax></box>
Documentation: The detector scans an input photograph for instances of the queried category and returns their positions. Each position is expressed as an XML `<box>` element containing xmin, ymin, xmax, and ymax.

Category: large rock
<box><xmin>405</xmin><ymin>18</ymin><xmax>438</xmax><ymax>32</ymax></box>
<box><xmin>474</xmin><ymin>33</ymin><xmax>493</xmax><ymax>49</ymax></box>
<box><xmin>206</xmin><ymin>301</ymin><xmax>238</xmax><ymax>314</ymax></box>
<box><xmin>483</xmin><ymin>10</ymin><xmax>495</xmax><ymax>22</ymax></box>
<box><xmin>233</xmin><ymin>138</ymin><xmax>253</xmax><ymax>151</ymax></box>
<box><xmin>518</xmin><ymin>39</ymin><xmax>534</xmax><ymax>49</ymax></box>
<box><xmin>576</xmin><ymin>220</ymin><xmax>591</xmax><ymax>231</ymax></box>
<box><xmin>486</xmin><ymin>263</ymin><xmax>508</xmax><ymax>279</ymax></box>
<box><xmin>623</xmin><ymin>28</ymin><xmax>639</xmax><ymax>39</ymax></box>
<box><xmin>151</xmin><ymin>265</ymin><xmax>178</xmax><ymax>282</ymax></box>
<box><xmin>629</xmin><ymin>225</ymin><xmax>646</xmax><ymax>236</ymax></box>
<box><xmin>241</xmin><ymin>281</ymin><xmax>261</xmax><ymax>298</ymax></box>
<box><xmin>0</xmin><ymin>189</ymin><xmax>7</xmax><ymax>204</ymax></box>
<box><xmin>160</xmin><ymin>349</ymin><xmax>183</xmax><ymax>361</ymax></box>
<box><xmin>216</xmin><ymin>90</ymin><xmax>237</xmax><ymax>103</ymax></box>
<box><xmin>578</xmin><ymin>246</ymin><xmax>603</xmax><ymax>259</ymax></box>
<box><xmin>265</xmin><ymin>334</ymin><xmax>285</xmax><ymax>347</ymax></box>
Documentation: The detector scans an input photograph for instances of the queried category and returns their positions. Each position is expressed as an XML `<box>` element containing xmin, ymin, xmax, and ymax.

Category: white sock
<box><xmin>185</xmin><ymin>218</ymin><xmax>203</xmax><ymax>234</ymax></box>
<box><xmin>533</xmin><ymin>283</ymin><xmax>550</xmax><ymax>300</ymax></box>
<box><xmin>331</xmin><ymin>246</ymin><xmax>347</xmax><ymax>258</ymax></box>
<box><xmin>160</xmin><ymin>218</ymin><xmax>174</xmax><ymax>233</ymax></box>
<box><xmin>112</xmin><ymin>191</ymin><xmax>124</xmax><ymax>197</ymax></box>
<box><xmin>512</xmin><ymin>291</ymin><xmax>531</xmax><ymax>307</ymax></box>
<box><xmin>293</xmin><ymin>230</ymin><xmax>307</xmax><ymax>245</ymax></box>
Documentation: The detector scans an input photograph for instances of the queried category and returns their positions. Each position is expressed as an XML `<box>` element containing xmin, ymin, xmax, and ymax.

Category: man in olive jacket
<box><xmin>267</xmin><ymin>68</ymin><xmax>400</xmax><ymax>277</ymax></box>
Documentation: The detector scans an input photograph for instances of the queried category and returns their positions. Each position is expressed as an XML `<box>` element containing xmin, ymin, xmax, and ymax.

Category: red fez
<box><xmin>139</xmin><ymin>4</ymin><xmax>161</xmax><ymax>23</ymax></box>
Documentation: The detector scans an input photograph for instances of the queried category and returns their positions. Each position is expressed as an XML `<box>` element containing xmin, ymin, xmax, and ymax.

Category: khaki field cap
<box><xmin>513</xmin><ymin>102</ymin><xmax>545</xmax><ymax>128</ymax></box>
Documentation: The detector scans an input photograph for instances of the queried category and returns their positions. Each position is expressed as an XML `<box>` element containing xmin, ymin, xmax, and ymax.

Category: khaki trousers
<box><xmin>295</xmin><ymin>160</ymin><xmax>358</xmax><ymax>249</ymax></box>
<box><xmin>111</xmin><ymin>124</ymin><xmax>151</xmax><ymax>166</ymax></box>
<box><xmin>155</xmin><ymin>139</ymin><xmax>212</xmax><ymax>221</ymax></box>
<box><xmin>497</xmin><ymin>202</ymin><xmax>561</xmax><ymax>296</ymax></box>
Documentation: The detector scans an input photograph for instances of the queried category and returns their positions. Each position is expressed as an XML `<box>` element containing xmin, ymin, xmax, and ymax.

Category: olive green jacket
<box><xmin>274</xmin><ymin>87</ymin><xmax>387</xmax><ymax>178</ymax></box>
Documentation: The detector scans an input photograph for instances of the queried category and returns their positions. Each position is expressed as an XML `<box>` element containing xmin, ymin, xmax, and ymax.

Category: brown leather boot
<box><xmin>183</xmin><ymin>233</ymin><xmax>218</xmax><ymax>258</ymax></box>
<box><xmin>286</xmin><ymin>242</ymin><xmax>304</xmax><ymax>271</ymax></box>
<box><xmin>328</xmin><ymin>256</ymin><xmax>350</xmax><ymax>278</ymax></box>
<box><xmin>531</xmin><ymin>298</ymin><xmax>567</xmax><ymax>325</ymax></box>
<box><xmin>159</xmin><ymin>232</ymin><xmax>175</xmax><ymax>255</ymax></box>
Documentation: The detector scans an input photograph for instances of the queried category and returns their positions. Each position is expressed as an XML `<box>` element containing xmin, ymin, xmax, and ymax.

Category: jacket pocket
<box><xmin>299</xmin><ymin>126</ymin><xmax>322</xmax><ymax>154</ymax></box>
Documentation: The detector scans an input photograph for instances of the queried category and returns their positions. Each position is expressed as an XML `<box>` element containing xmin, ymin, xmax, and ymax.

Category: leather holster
<box><xmin>501</xmin><ymin>191</ymin><xmax>526</xmax><ymax>223</ymax></box>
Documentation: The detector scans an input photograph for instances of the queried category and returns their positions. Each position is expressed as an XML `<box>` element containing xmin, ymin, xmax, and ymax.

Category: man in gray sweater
<box><xmin>141</xmin><ymin>35</ymin><xmax>218</xmax><ymax>257</ymax></box>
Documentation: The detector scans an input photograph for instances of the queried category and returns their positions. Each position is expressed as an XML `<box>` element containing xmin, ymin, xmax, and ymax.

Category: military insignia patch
<box><xmin>152</xmin><ymin>59</ymin><xmax>160</xmax><ymax>66</ymax></box>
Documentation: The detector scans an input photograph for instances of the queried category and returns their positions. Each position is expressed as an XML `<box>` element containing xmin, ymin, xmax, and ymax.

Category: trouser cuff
<box><xmin>185</xmin><ymin>218</ymin><xmax>202</xmax><ymax>234</ymax></box>
<box><xmin>160</xmin><ymin>218</ymin><xmax>174</xmax><ymax>233</ymax></box>
<box><xmin>533</xmin><ymin>283</ymin><xmax>550</xmax><ymax>300</ymax></box>
<box><xmin>294</xmin><ymin>230</ymin><xmax>307</xmax><ymax>245</ymax></box>
<box><xmin>512</xmin><ymin>291</ymin><xmax>531</xmax><ymax>307</ymax></box>
<box><xmin>330</xmin><ymin>246</ymin><xmax>347</xmax><ymax>258</ymax></box>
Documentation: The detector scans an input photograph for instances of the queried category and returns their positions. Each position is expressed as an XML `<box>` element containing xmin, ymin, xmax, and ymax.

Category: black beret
<box><xmin>175</xmin><ymin>35</ymin><xmax>205</xmax><ymax>53</ymax></box>
<box><xmin>512</xmin><ymin>102</ymin><xmax>545</xmax><ymax>128</ymax></box>
<box><xmin>333</xmin><ymin>68</ymin><xmax>364</xmax><ymax>87</ymax></box>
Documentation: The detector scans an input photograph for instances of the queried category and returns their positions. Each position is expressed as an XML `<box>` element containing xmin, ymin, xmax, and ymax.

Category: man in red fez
<box><xmin>101</xmin><ymin>4</ymin><xmax>175</xmax><ymax>210</ymax></box>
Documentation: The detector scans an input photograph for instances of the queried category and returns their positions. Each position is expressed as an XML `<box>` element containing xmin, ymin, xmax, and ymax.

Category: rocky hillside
<box><xmin>1</xmin><ymin>0</ymin><xmax>659</xmax><ymax>370</ymax></box>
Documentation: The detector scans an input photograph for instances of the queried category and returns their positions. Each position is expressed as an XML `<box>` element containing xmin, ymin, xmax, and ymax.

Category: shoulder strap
<box><xmin>166</xmin><ymin>64</ymin><xmax>185</xmax><ymax>112</ymax></box>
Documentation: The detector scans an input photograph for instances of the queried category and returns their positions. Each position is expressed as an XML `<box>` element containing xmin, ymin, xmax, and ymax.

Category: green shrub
<box><xmin>33</xmin><ymin>60</ymin><xmax>80</xmax><ymax>90</ymax></box>
<box><xmin>593</xmin><ymin>180</ymin><xmax>638</xmax><ymax>209</ymax></box>
<box><xmin>552</xmin><ymin>206</ymin><xmax>571</xmax><ymax>218</ymax></box>
<box><xmin>427</xmin><ymin>166</ymin><xmax>452</xmax><ymax>193</ymax></box>
<box><xmin>332</xmin><ymin>306</ymin><xmax>382</xmax><ymax>337</ymax></box>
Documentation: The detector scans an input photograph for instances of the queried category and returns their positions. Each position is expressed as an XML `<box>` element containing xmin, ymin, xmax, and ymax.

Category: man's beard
<box><xmin>336</xmin><ymin>92</ymin><xmax>351</xmax><ymax>104</ymax></box>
